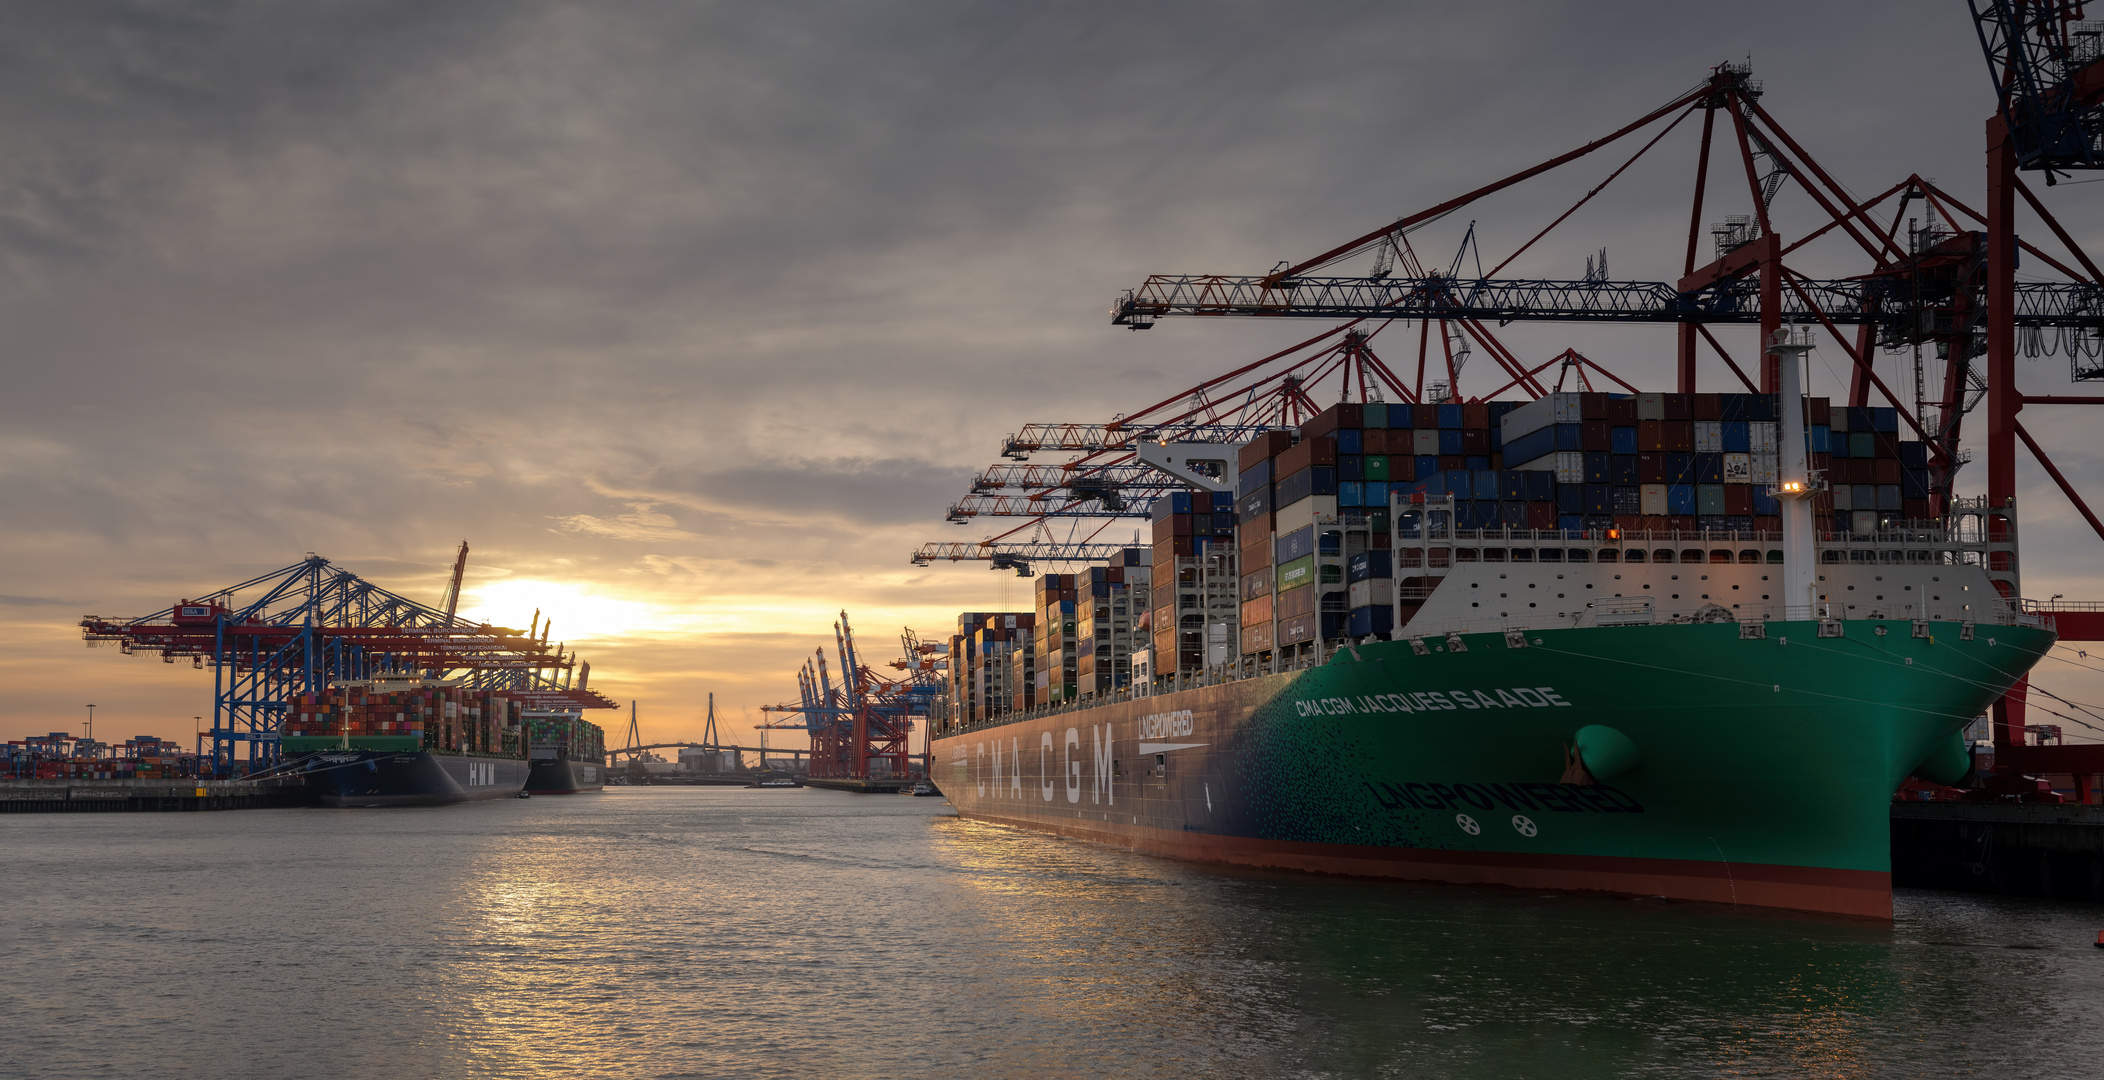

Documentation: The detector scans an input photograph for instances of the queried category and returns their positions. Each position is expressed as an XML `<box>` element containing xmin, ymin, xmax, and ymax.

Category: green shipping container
<box><xmin>1276</xmin><ymin>555</ymin><xmax>1317</xmax><ymax>593</ymax></box>
<box><xmin>1364</xmin><ymin>455</ymin><xmax>1390</xmax><ymax>481</ymax></box>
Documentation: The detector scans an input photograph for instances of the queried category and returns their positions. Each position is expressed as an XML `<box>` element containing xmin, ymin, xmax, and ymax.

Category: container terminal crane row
<box><xmin>80</xmin><ymin>545</ymin><xmax>616</xmax><ymax>775</ymax></box>
<box><xmin>759</xmin><ymin>614</ymin><xmax>946</xmax><ymax>780</ymax></box>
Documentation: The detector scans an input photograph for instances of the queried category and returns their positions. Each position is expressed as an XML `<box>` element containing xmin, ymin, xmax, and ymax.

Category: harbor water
<box><xmin>4</xmin><ymin>788</ymin><xmax>2103</xmax><ymax>1079</ymax></box>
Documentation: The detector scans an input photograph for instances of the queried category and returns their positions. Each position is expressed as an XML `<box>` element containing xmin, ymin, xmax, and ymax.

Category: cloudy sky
<box><xmin>5</xmin><ymin>1</ymin><xmax>2103</xmax><ymax>749</ymax></box>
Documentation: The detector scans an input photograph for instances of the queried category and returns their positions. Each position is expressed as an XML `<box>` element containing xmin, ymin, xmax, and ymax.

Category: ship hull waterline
<box><xmin>302</xmin><ymin>750</ymin><xmax>533</xmax><ymax>808</ymax></box>
<box><xmin>931</xmin><ymin>618</ymin><xmax>2053</xmax><ymax>920</ymax></box>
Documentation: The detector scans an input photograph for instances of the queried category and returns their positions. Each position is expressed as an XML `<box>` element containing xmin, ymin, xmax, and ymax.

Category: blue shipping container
<box><xmin>1610</xmin><ymin>426</ymin><xmax>1639</xmax><ymax>454</ymax></box>
<box><xmin>1667</xmin><ymin>484</ymin><xmax>1696</xmax><ymax>515</ymax></box>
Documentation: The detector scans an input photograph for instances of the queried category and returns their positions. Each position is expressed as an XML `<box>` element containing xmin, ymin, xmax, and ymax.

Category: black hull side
<box><xmin>305</xmin><ymin>751</ymin><xmax>530</xmax><ymax>807</ymax></box>
<box><xmin>525</xmin><ymin>757</ymin><xmax>605</xmax><ymax>794</ymax></box>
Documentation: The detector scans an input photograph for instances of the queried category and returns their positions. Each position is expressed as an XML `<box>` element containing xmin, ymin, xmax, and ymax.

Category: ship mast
<box><xmin>1768</xmin><ymin>328</ymin><xmax>1820</xmax><ymax>619</ymax></box>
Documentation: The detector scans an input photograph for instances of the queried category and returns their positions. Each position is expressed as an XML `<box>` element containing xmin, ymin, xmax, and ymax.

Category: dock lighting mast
<box><xmin>1768</xmin><ymin>328</ymin><xmax>1821</xmax><ymax>618</ymax></box>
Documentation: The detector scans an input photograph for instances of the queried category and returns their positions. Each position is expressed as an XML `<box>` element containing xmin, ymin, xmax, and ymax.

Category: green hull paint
<box><xmin>933</xmin><ymin>618</ymin><xmax>2053</xmax><ymax>915</ymax></box>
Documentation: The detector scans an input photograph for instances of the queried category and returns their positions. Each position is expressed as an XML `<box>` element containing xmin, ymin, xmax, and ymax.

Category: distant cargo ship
<box><xmin>522</xmin><ymin>710</ymin><xmax>607</xmax><ymax>795</ymax></box>
<box><xmin>282</xmin><ymin>675</ymin><xmax>538</xmax><ymax>807</ymax></box>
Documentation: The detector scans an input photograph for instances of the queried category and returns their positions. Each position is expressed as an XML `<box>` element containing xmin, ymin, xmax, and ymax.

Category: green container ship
<box><xmin>933</xmin><ymin>612</ymin><xmax>2050</xmax><ymax>919</ymax></box>
<box><xmin>931</xmin><ymin>354</ymin><xmax>2055</xmax><ymax>919</ymax></box>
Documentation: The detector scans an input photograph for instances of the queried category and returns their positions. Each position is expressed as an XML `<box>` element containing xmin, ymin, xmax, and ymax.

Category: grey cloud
<box><xmin>7</xmin><ymin>1</ymin><xmax>2103</xmax><ymax>739</ymax></box>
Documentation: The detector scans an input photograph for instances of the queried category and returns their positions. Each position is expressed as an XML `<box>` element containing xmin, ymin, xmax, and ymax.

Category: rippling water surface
<box><xmin>5</xmin><ymin>787</ymin><xmax>2103</xmax><ymax>1078</ymax></box>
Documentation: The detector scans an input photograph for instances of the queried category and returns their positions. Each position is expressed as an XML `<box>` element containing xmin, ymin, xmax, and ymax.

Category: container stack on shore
<box><xmin>279</xmin><ymin>680</ymin><xmax>523</xmax><ymax>756</ymax></box>
<box><xmin>4</xmin><ymin>733</ymin><xmax>200</xmax><ymax>780</ymax></box>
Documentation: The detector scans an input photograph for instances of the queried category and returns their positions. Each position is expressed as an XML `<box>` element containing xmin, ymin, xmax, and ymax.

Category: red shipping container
<box><xmin>1723</xmin><ymin>485</ymin><xmax>1753</xmax><ymax>514</ymax></box>
<box><xmin>1663</xmin><ymin>421</ymin><xmax>1695</xmax><ymax>453</ymax></box>
<box><xmin>1359</xmin><ymin>429</ymin><xmax>1386</xmax><ymax>455</ymax></box>
<box><xmin>1639</xmin><ymin>515</ymin><xmax>1671</xmax><ymax>532</ymax></box>
<box><xmin>1667</xmin><ymin>515</ymin><xmax>1698</xmax><ymax>532</ymax></box>
<box><xmin>1638</xmin><ymin>421</ymin><xmax>1667</xmax><ymax>451</ymax></box>
<box><xmin>1874</xmin><ymin>459</ymin><xmax>1901</xmax><ymax>484</ymax></box>
<box><xmin>1460</xmin><ymin>429</ymin><xmax>1488</xmax><ymax>455</ymax></box>
<box><xmin>1414</xmin><ymin>404</ymin><xmax>1441</xmax><ymax>429</ymax></box>
<box><xmin>1608</xmin><ymin>397</ymin><xmax>1639</xmax><ymax>424</ymax></box>
<box><xmin>1526</xmin><ymin>502</ymin><xmax>1557</xmax><ymax>529</ymax></box>
<box><xmin>1461</xmin><ymin>403</ymin><xmax>1489</xmax><ymax>430</ymax></box>
<box><xmin>1391</xmin><ymin>455</ymin><xmax>1416</xmax><ymax>482</ymax></box>
<box><xmin>1692</xmin><ymin>393</ymin><xmax>1722</xmax><ymax>420</ymax></box>
<box><xmin>1638</xmin><ymin>452</ymin><xmax>1668</xmax><ymax>482</ymax></box>
<box><xmin>1437</xmin><ymin>455</ymin><xmax>1465</xmax><ymax>470</ymax></box>
<box><xmin>1875</xmin><ymin>432</ymin><xmax>1901</xmax><ymax>458</ymax></box>
<box><xmin>1581</xmin><ymin>392</ymin><xmax>1610</xmax><ymax>420</ymax></box>
<box><xmin>1613</xmin><ymin>514</ymin><xmax>1642</xmax><ymax>531</ymax></box>
<box><xmin>1302</xmin><ymin>405</ymin><xmax>1344</xmax><ymax>440</ymax></box>
<box><xmin>1238</xmin><ymin>431</ymin><xmax>1294</xmax><ymax>471</ymax></box>
<box><xmin>1581</xmin><ymin>421</ymin><xmax>1612</xmax><ymax>452</ymax></box>
<box><xmin>1806</xmin><ymin>397</ymin><xmax>1831</xmax><ymax>426</ymax></box>
<box><xmin>1902</xmin><ymin>498</ymin><xmax>1933</xmax><ymax>519</ymax></box>
<box><xmin>1372</xmin><ymin>532</ymin><xmax>1393</xmax><ymax>549</ymax></box>
<box><xmin>1663</xmin><ymin>393</ymin><xmax>1692</xmax><ymax>421</ymax></box>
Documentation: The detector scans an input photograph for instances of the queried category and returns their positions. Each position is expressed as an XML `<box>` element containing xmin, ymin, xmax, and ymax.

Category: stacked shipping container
<box><xmin>279</xmin><ymin>680</ymin><xmax>524</xmax><ymax>756</ymax></box>
<box><xmin>1152</xmin><ymin>493</ymin><xmax>1241</xmax><ymax>676</ymax></box>
<box><xmin>1239</xmin><ymin>393</ymin><xmax>1940</xmax><ymax>659</ymax></box>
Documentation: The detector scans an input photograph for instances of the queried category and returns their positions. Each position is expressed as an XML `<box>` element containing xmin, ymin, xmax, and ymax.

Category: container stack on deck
<box><xmin>523</xmin><ymin>711</ymin><xmax>606</xmax><ymax>762</ymax></box>
<box><xmin>947</xmin><ymin>612</ymin><xmax>1034</xmax><ymax>726</ymax></box>
<box><xmin>280</xmin><ymin>681</ymin><xmax>523</xmax><ymax>755</ymax></box>
<box><xmin>945</xmin><ymin>389</ymin><xmax>1939</xmax><ymax>708</ymax></box>
<box><xmin>1074</xmin><ymin>552</ymin><xmax>1151</xmax><ymax>700</ymax></box>
<box><xmin>1150</xmin><ymin>496</ymin><xmax>1240</xmax><ymax>679</ymax></box>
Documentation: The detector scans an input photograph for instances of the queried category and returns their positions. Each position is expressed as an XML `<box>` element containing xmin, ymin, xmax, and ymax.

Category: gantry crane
<box><xmin>80</xmin><ymin>550</ymin><xmax>616</xmax><ymax>775</ymax></box>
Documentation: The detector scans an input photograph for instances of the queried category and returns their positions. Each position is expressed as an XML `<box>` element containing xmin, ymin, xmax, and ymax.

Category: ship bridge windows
<box><xmin>1682</xmin><ymin>549</ymin><xmax>1706</xmax><ymax>563</ymax></box>
<box><xmin>1738</xmin><ymin>549</ymin><xmax>1761</xmax><ymax>563</ymax></box>
<box><xmin>1482</xmin><ymin>548</ymin><xmax>1507</xmax><ymax>562</ymax></box>
<box><xmin>1769</xmin><ymin>550</ymin><xmax>1786</xmax><ymax>564</ymax></box>
<box><xmin>1621</xmin><ymin>550</ymin><xmax>1644</xmax><ymax>563</ymax></box>
<box><xmin>1510</xmin><ymin>549</ymin><xmax>1535</xmax><ymax>563</ymax></box>
<box><xmin>1651</xmin><ymin>549</ymin><xmax>1675</xmax><ymax>563</ymax></box>
<box><xmin>1536</xmin><ymin>548</ymin><xmax>1562</xmax><ymax>563</ymax></box>
<box><xmin>1597</xmin><ymin>550</ymin><xmax>1620</xmax><ymax>563</ymax></box>
<box><xmin>1709</xmin><ymin>550</ymin><xmax>1733</xmax><ymax>564</ymax></box>
<box><xmin>1455</xmin><ymin>548</ymin><xmax>1480</xmax><ymax>562</ymax></box>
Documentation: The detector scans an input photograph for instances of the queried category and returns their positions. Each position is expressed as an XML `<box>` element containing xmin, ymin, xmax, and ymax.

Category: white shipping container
<box><xmin>1750</xmin><ymin>421</ymin><xmax>1778</xmax><ymax>452</ymax></box>
<box><xmin>1273</xmin><ymin>495</ymin><xmax>1338</xmax><ymax>535</ymax></box>
<box><xmin>1512</xmin><ymin>452</ymin><xmax>1584</xmax><ymax>484</ymax></box>
<box><xmin>1413</xmin><ymin>428</ymin><xmax>1441</xmax><ymax>455</ymax></box>
<box><xmin>1751</xmin><ymin>453</ymin><xmax>1779</xmax><ymax>485</ymax></box>
<box><xmin>1640</xmin><ymin>483</ymin><xmax>1669</xmax><ymax>515</ymax></box>
<box><xmin>1498</xmin><ymin>392</ymin><xmax>1584</xmax><ymax>443</ymax></box>
<box><xmin>1832</xmin><ymin>485</ymin><xmax>1853</xmax><ymax>511</ymax></box>
<box><xmin>1637</xmin><ymin>392</ymin><xmax>1666</xmax><ymax>420</ymax></box>
<box><xmin>1694</xmin><ymin>421</ymin><xmax>1724</xmax><ymax>453</ymax></box>
<box><xmin>1852</xmin><ymin>510</ymin><xmax>1879</xmax><ymax>535</ymax></box>
<box><xmin>1722</xmin><ymin>452</ymin><xmax>1752</xmax><ymax>483</ymax></box>
<box><xmin>1348</xmin><ymin>578</ymin><xmax>1389</xmax><ymax>609</ymax></box>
